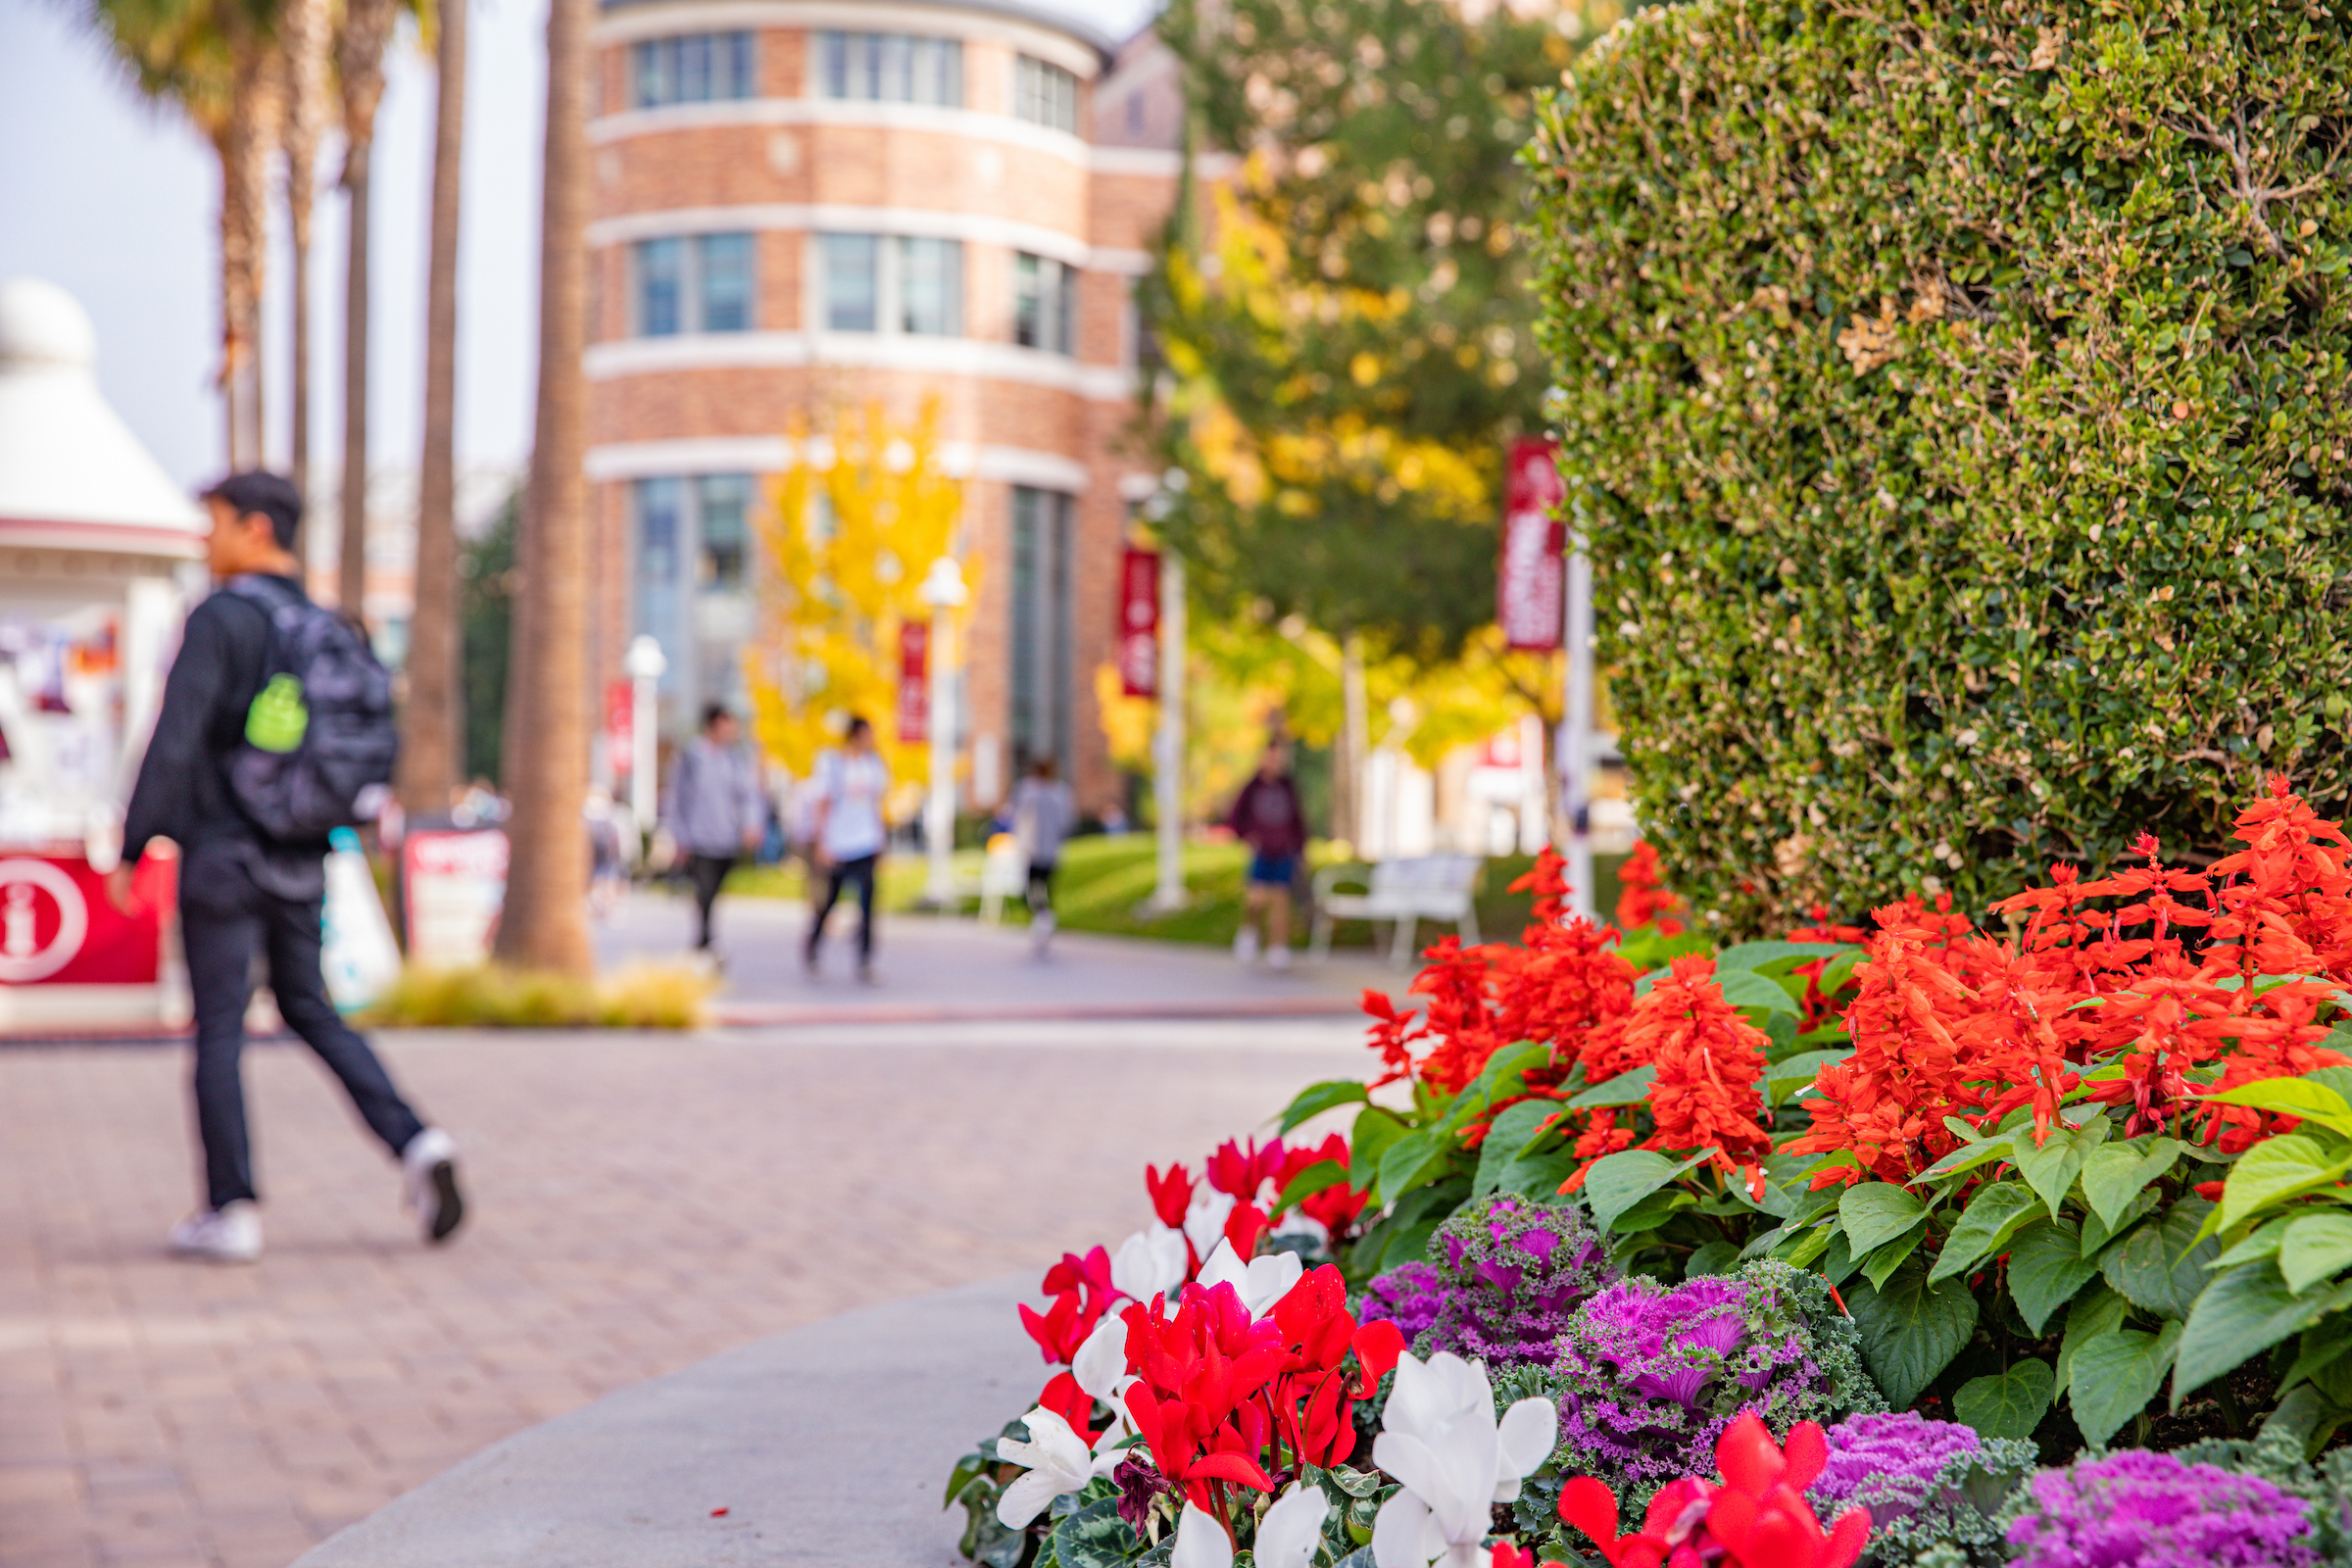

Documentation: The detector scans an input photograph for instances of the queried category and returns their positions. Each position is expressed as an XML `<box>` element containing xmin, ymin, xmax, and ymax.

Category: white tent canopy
<box><xmin>0</xmin><ymin>276</ymin><xmax>205</xmax><ymax>558</ymax></box>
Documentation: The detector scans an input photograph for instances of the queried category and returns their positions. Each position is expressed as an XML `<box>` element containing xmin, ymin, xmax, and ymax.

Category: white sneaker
<box><xmin>170</xmin><ymin>1201</ymin><xmax>263</xmax><ymax>1264</ymax></box>
<box><xmin>1234</xmin><ymin>927</ymin><xmax>1261</xmax><ymax>965</ymax></box>
<box><xmin>1267</xmin><ymin>945</ymin><xmax>1293</xmax><ymax>971</ymax></box>
<box><xmin>402</xmin><ymin>1128</ymin><xmax>466</xmax><ymax>1245</ymax></box>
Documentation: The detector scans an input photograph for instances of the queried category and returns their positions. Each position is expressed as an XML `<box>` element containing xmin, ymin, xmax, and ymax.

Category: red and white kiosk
<box><xmin>0</xmin><ymin>278</ymin><xmax>207</xmax><ymax>1033</ymax></box>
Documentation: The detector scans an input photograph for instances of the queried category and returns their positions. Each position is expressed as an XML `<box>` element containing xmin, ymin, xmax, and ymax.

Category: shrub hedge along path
<box><xmin>1527</xmin><ymin>0</ymin><xmax>2352</xmax><ymax>935</ymax></box>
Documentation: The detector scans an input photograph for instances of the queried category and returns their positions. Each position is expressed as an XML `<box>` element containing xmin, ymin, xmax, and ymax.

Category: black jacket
<box><xmin>124</xmin><ymin>574</ymin><xmax>329</xmax><ymax>899</ymax></box>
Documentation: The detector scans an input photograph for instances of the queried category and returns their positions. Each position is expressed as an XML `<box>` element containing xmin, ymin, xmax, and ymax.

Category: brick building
<box><xmin>585</xmin><ymin>0</ymin><xmax>1184</xmax><ymax>816</ymax></box>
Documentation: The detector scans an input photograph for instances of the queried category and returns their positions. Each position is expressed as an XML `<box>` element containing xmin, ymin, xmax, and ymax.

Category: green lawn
<box><xmin>718</xmin><ymin>838</ymin><xmax>1627</xmax><ymax>952</ymax></box>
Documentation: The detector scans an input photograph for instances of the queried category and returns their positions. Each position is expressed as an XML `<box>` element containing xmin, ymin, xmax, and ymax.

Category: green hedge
<box><xmin>1526</xmin><ymin>0</ymin><xmax>2352</xmax><ymax>934</ymax></box>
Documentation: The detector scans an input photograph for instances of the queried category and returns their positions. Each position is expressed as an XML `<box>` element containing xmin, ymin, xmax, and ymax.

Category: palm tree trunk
<box><xmin>280</xmin><ymin>0</ymin><xmax>328</xmax><ymax>511</ymax></box>
<box><xmin>217</xmin><ymin>8</ymin><xmax>279</xmax><ymax>470</ymax></box>
<box><xmin>399</xmin><ymin>0</ymin><xmax>467</xmax><ymax>813</ymax></box>
<box><xmin>336</xmin><ymin>0</ymin><xmax>397</xmax><ymax>622</ymax></box>
<box><xmin>495</xmin><ymin>0</ymin><xmax>592</xmax><ymax>974</ymax></box>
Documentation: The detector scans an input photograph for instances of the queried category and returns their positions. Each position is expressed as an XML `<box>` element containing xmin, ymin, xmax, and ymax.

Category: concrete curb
<box><xmin>292</xmin><ymin>1273</ymin><xmax>1040</xmax><ymax>1567</ymax></box>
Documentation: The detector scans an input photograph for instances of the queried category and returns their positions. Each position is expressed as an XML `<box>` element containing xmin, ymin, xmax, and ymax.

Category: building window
<box><xmin>817</xmin><ymin>30</ymin><xmax>962</xmax><ymax>106</ymax></box>
<box><xmin>817</xmin><ymin>234</ymin><xmax>963</xmax><ymax>337</ymax></box>
<box><xmin>1014</xmin><ymin>254</ymin><xmax>1076</xmax><ymax>356</ymax></box>
<box><xmin>632</xmin><ymin>32</ymin><xmax>756</xmax><ymax>109</ymax></box>
<box><xmin>1013</xmin><ymin>54</ymin><xmax>1077</xmax><ymax>133</ymax></box>
<box><xmin>633</xmin><ymin>234</ymin><xmax>757</xmax><ymax>335</ymax></box>
<box><xmin>633</xmin><ymin>473</ymin><xmax>759</xmax><ymax>725</ymax></box>
<box><xmin>1009</xmin><ymin>486</ymin><xmax>1074</xmax><ymax>778</ymax></box>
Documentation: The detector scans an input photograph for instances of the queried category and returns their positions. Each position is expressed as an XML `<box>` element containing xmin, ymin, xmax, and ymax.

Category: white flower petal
<box><xmin>1255</xmin><ymin>1482</ymin><xmax>1332</xmax><ymax>1568</ymax></box>
<box><xmin>1185</xmin><ymin>1188</ymin><xmax>1239</xmax><ymax>1257</ymax></box>
<box><xmin>1240</xmin><ymin>1250</ymin><xmax>1305</xmax><ymax>1317</ymax></box>
<box><xmin>1111</xmin><ymin>1225</ymin><xmax>1190</xmax><ymax>1303</ymax></box>
<box><xmin>996</xmin><ymin>1467</ymin><xmax>1063</xmax><ymax>1530</ymax></box>
<box><xmin>1072</xmin><ymin>1314</ymin><xmax>1130</xmax><ymax>1400</ymax></box>
<box><xmin>1171</xmin><ymin>1501</ymin><xmax>1235</xmax><ymax>1568</ymax></box>
<box><xmin>1371</xmin><ymin>1489</ymin><xmax>1433</xmax><ymax>1568</ymax></box>
<box><xmin>1494</xmin><ymin>1396</ymin><xmax>1558</xmax><ymax>1496</ymax></box>
<box><xmin>1195</xmin><ymin>1236</ymin><xmax>1247</xmax><ymax>1298</ymax></box>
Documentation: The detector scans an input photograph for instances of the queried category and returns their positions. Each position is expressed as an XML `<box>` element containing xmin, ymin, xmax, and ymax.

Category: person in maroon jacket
<box><xmin>1228</xmin><ymin>736</ymin><xmax>1307</xmax><ymax>969</ymax></box>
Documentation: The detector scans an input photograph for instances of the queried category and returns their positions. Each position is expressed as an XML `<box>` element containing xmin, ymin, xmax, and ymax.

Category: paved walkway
<box><xmin>0</xmin><ymin>1011</ymin><xmax>1377</xmax><ymax>1568</ymax></box>
<box><xmin>595</xmin><ymin>888</ymin><xmax>1404</xmax><ymax>1023</ymax></box>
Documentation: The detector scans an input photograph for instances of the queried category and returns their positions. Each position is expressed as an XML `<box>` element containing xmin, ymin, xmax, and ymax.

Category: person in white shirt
<box><xmin>804</xmin><ymin>714</ymin><xmax>890</xmax><ymax>981</ymax></box>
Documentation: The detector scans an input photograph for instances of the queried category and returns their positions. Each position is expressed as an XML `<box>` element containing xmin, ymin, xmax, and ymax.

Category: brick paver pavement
<box><xmin>0</xmin><ymin>1015</ymin><xmax>1375</xmax><ymax>1568</ymax></box>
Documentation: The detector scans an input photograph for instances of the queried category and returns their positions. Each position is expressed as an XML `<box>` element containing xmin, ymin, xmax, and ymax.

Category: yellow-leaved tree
<box><xmin>744</xmin><ymin>402</ymin><xmax>971</xmax><ymax>799</ymax></box>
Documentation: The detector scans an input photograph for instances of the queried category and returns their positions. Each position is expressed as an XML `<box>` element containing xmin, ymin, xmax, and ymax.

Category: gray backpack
<box><xmin>224</xmin><ymin>575</ymin><xmax>400</xmax><ymax>841</ymax></box>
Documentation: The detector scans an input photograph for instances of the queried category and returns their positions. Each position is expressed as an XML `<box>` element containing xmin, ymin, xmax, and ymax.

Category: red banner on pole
<box><xmin>1119</xmin><ymin>548</ymin><xmax>1160</xmax><ymax>698</ymax></box>
<box><xmin>898</xmin><ymin>619</ymin><xmax>930</xmax><ymax>745</ymax></box>
<box><xmin>1498</xmin><ymin>438</ymin><xmax>1567</xmax><ymax>650</ymax></box>
<box><xmin>604</xmin><ymin>679</ymin><xmax>633</xmax><ymax>761</ymax></box>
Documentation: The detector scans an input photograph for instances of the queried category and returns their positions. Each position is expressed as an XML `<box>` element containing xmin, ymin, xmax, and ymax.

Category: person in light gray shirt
<box><xmin>662</xmin><ymin>704</ymin><xmax>766</xmax><ymax>953</ymax></box>
<box><xmin>1009</xmin><ymin>754</ymin><xmax>1076</xmax><ymax>955</ymax></box>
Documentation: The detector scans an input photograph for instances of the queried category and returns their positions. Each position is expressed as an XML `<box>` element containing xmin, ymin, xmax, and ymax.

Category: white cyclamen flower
<box><xmin>1069</xmin><ymin>1314</ymin><xmax>1140</xmax><ymax>1478</ymax></box>
<box><xmin>1169</xmin><ymin>1485</ymin><xmax>1330</xmax><ymax>1568</ymax></box>
<box><xmin>995</xmin><ymin>1406</ymin><xmax>1096</xmax><ymax>1529</ymax></box>
<box><xmin>1369</xmin><ymin>1350</ymin><xmax>1557</xmax><ymax>1568</ymax></box>
<box><xmin>1183</xmin><ymin>1187</ymin><xmax>1239</xmax><ymax>1258</ymax></box>
<box><xmin>1111</xmin><ymin>1224</ymin><xmax>1190</xmax><ymax>1304</ymax></box>
<box><xmin>1195</xmin><ymin>1237</ymin><xmax>1303</xmax><ymax>1319</ymax></box>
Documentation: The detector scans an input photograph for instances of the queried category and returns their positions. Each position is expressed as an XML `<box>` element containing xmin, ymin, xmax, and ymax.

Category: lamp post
<box><xmin>622</xmin><ymin>634</ymin><xmax>666</xmax><ymax>840</ymax></box>
<box><xmin>1560</xmin><ymin>527</ymin><xmax>1595</xmax><ymax>921</ymax></box>
<box><xmin>1149</xmin><ymin>552</ymin><xmax>1188</xmax><ymax>911</ymax></box>
<box><xmin>919</xmin><ymin>556</ymin><xmax>967</xmax><ymax>908</ymax></box>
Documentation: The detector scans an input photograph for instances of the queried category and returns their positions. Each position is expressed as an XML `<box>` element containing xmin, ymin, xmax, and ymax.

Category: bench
<box><xmin>1309</xmin><ymin>855</ymin><xmax>1484</xmax><ymax>966</ymax></box>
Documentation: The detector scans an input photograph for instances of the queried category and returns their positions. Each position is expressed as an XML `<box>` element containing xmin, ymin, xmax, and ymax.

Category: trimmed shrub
<box><xmin>1526</xmin><ymin>0</ymin><xmax>2352</xmax><ymax>933</ymax></box>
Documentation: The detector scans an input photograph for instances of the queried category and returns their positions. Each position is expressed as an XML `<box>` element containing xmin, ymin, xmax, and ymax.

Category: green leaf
<box><xmin>1953</xmin><ymin>1357</ymin><xmax>2054</xmax><ymax>1441</ymax></box>
<box><xmin>1839</xmin><ymin>1183</ymin><xmax>1930</xmax><ymax>1255</ymax></box>
<box><xmin>1584</xmin><ymin>1149</ymin><xmax>1709</xmax><ymax>1233</ymax></box>
<box><xmin>1348</xmin><ymin>1107</ymin><xmax>1407</xmax><ymax>1192</ymax></box>
<box><xmin>1764</xmin><ymin>1049</ymin><xmax>1851</xmax><ymax>1107</ymax></box>
<box><xmin>2206</xmin><ymin>1078</ymin><xmax>2352</xmax><ymax>1140</ymax></box>
<box><xmin>2220</xmin><ymin>1133</ymin><xmax>2352</xmax><ymax>1232</ymax></box>
<box><xmin>2102</xmin><ymin>1200</ymin><xmax>2221</xmax><ymax>1320</ymax></box>
<box><xmin>1848</xmin><ymin>1263</ymin><xmax>1980</xmax><ymax>1409</ymax></box>
<box><xmin>1931</xmin><ymin>1181</ymin><xmax>2043</xmax><ymax>1285</ymax></box>
<box><xmin>1049</xmin><ymin>1494</ymin><xmax>1132</xmax><ymax>1568</ymax></box>
<box><xmin>2012</xmin><ymin>1119</ymin><xmax>2109</xmax><ymax>1217</ymax></box>
<box><xmin>1568</xmin><ymin>1065</ymin><xmax>1656</xmax><ymax>1108</ymax></box>
<box><xmin>1714</xmin><ymin>968</ymin><xmax>1800</xmax><ymax>1015</ymax></box>
<box><xmin>2069</xmin><ymin>1324</ymin><xmax>2180</xmax><ymax>1446</ymax></box>
<box><xmin>1279</xmin><ymin>1079</ymin><xmax>1372</xmax><ymax>1135</ymax></box>
<box><xmin>1686</xmin><ymin>1240</ymin><xmax>1741</xmax><ymax>1277</ymax></box>
<box><xmin>1472</xmin><ymin>1100</ymin><xmax>1562</xmax><ymax>1200</ymax></box>
<box><xmin>2280</xmin><ymin>1211</ymin><xmax>2352</xmax><ymax>1296</ymax></box>
<box><xmin>2056</xmin><ymin>1285</ymin><xmax>2128</xmax><ymax>1391</ymax></box>
<box><xmin>2174</xmin><ymin>1262</ymin><xmax>2352</xmax><ymax>1404</ymax></box>
<box><xmin>1919</xmin><ymin>1134</ymin><xmax>2016</xmax><ymax>1183</ymax></box>
<box><xmin>2081</xmin><ymin>1138</ymin><xmax>2187</xmax><ymax>1236</ymax></box>
<box><xmin>1499</xmin><ymin>1153</ymin><xmax>1580</xmax><ymax>1199</ymax></box>
<box><xmin>1274</xmin><ymin>1159</ymin><xmax>1349</xmax><ymax>1213</ymax></box>
<box><xmin>1860</xmin><ymin>1223</ymin><xmax>1928</xmax><ymax>1291</ymax></box>
<box><xmin>2082</xmin><ymin>1187</ymin><xmax>2161</xmax><ymax>1255</ymax></box>
<box><xmin>2213</xmin><ymin>1216</ymin><xmax>2292</xmax><ymax>1270</ymax></box>
<box><xmin>1447</xmin><ymin>1043</ymin><xmax>1551</xmax><ymax>1127</ymax></box>
<box><xmin>2009</xmin><ymin>1219</ymin><xmax>2100</xmax><ymax>1334</ymax></box>
<box><xmin>1376</xmin><ymin>1128</ymin><xmax>1452</xmax><ymax>1205</ymax></box>
<box><xmin>1712</xmin><ymin>939</ymin><xmax>1854</xmax><ymax>974</ymax></box>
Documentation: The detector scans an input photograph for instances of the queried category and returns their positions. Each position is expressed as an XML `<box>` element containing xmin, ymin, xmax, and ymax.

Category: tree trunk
<box><xmin>217</xmin><ymin>11</ymin><xmax>280</xmax><ymax>470</ymax></box>
<box><xmin>399</xmin><ymin>0</ymin><xmax>468</xmax><ymax>813</ymax></box>
<box><xmin>336</xmin><ymin>0</ymin><xmax>397</xmax><ymax>622</ymax></box>
<box><xmin>280</xmin><ymin>0</ymin><xmax>329</xmax><ymax>512</ymax></box>
<box><xmin>1338</xmin><ymin>629</ymin><xmax>1368</xmax><ymax>851</ymax></box>
<box><xmin>494</xmin><ymin>0</ymin><xmax>593</xmax><ymax>974</ymax></box>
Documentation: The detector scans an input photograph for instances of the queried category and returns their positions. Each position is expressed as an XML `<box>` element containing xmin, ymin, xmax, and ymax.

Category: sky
<box><xmin>0</xmin><ymin>0</ymin><xmax>1156</xmax><ymax>500</ymax></box>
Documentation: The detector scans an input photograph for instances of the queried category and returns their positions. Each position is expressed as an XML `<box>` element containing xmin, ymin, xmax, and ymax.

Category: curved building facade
<box><xmin>586</xmin><ymin>0</ymin><xmax>1182</xmax><ymax>815</ymax></box>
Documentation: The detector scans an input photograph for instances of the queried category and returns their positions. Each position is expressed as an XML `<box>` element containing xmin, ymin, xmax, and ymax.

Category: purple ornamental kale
<box><xmin>1401</xmin><ymin>1196</ymin><xmax>1616</xmax><ymax>1367</ymax></box>
<box><xmin>1357</xmin><ymin>1261</ymin><xmax>1446</xmax><ymax>1343</ymax></box>
<box><xmin>2007</xmin><ymin>1448</ymin><xmax>2320</xmax><ymax>1568</ymax></box>
<box><xmin>1811</xmin><ymin>1410</ymin><xmax>1984</xmax><ymax>1518</ymax></box>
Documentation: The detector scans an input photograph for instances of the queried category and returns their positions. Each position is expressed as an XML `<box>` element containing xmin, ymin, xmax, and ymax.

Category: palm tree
<box><xmin>493</xmin><ymin>0</ymin><xmax>592</xmax><ymax>974</ymax></box>
<box><xmin>277</xmin><ymin>0</ymin><xmax>327</xmax><ymax>509</ymax></box>
<box><xmin>82</xmin><ymin>0</ymin><xmax>279</xmax><ymax>469</ymax></box>
<box><xmin>396</xmin><ymin>0</ymin><xmax>466</xmax><ymax>812</ymax></box>
<box><xmin>333</xmin><ymin>0</ymin><xmax>398</xmax><ymax>621</ymax></box>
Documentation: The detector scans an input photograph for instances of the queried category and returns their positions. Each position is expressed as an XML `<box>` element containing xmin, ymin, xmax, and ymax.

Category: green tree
<box><xmin>1142</xmin><ymin>0</ymin><xmax>1599</xmax><ymax>660</ymax></box>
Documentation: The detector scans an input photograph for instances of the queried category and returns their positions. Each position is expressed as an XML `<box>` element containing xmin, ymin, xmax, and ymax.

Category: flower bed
<box><xmin>947</xmin><ymin>781</ymin><xmax>2352</xmax><ymax>1567</ymax></box>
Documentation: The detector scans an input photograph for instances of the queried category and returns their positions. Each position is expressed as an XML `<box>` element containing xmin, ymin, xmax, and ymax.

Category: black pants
<box><xmin>1026</xmin><ymin>860</ymin><xmax>1058</xmax><ymax>915</ymax></box>
<box><xmin>181</xmin><ymin>855</ymin><xmax>425</xmax><ymax>1211</ymax></box>
<box><xmin>686</xmin><ymin>853</ymin><xmax>736</xmax><ymax>949</ymax></box>
<box><xmin>806</xmin><ymin>854</ymin><xmax>878</xmax><ymax>963</ymax></box>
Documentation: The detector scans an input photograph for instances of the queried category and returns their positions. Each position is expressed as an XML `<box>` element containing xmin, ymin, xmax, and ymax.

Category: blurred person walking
<box><xmin>1228</xmin><ymin>736</ymin><xmax>1307</xmax><ymax>970</ymax></box>
<box><xmin>111</xmin><ymin>472</ymin><xmax>464</xmax><ymax>1263</ymax></box>
<box><xmin>662</xmin><ymin>703</ymin><xmax>765</xmax><ymax>956</ymax></box>
<box><xmin>804</xmin><ymin>715</ymin><xmax>888</xmax><ymax>981</ymax></box>
<box><xmin>1008</xmin><ymin>755</ymin><xmax>1075</xmax><ymax>956</ymax></box>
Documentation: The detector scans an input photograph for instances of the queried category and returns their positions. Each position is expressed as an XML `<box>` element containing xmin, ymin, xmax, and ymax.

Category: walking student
<box><xmin>662</xmin><ymin>703</ymin><xmax>765</xmax><ymax>956</ymax></box>
<box><xmin>111</xmin><ymin>471</ymin><xmax>464</xmax><ymax>1263</ymax></box>
<box><xmin>804</xmin><ymin>714</ymin><xmax>889</xmax><ymax>981</ymax></box>
<box><xmin>1228</xmin><ymin>735</ymin><xmax>1307</xmax><ymax>970</ymax></box>
<box><xmin>1009</xmin><ymin>754</ymin><xmax>1075</xmax><ymax>956</ymax></box>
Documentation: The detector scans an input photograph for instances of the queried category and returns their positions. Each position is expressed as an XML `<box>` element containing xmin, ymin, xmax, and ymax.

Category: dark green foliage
<box><xmin>458</xmin><ymin>491</ymin><xmax>518</xmax><ymax>785</ymax></box>
<box><xmin>1525</xmin><ymin>0</ymin><xmax>2352</xmax><ymax>932</ymax></box>
<box><xmin>1145</xmin><ymin>0</ymin><xmax>1574</xmax><ymax>655</ymax></box>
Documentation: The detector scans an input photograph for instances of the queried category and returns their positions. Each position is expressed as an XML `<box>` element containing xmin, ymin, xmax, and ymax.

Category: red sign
<box><xmin>402</xmin><ymin>829</ymin><xmax>509</xmax><ymax>969</ymax></box>
<box><xmin>0</xmin><ymin>852</ymin><xmax>173</xmax><ymax>986</ymax></box>
<box><xmin>1119</xmin><ymin>548</ymin><xmax>1160</xmax><ymax>698</ymax></box>
<box><xmin>1498</xmin><ymin>438</ymin><xmax>1567</xmax><ymax>650</ymax></box>
<box><xmin>605</xmin><ymin>679</ymin><xmax>634</xmax><ymax>762</ymax></box>
<box><xmin>898</xmin><ymin>620</ymin><xmax>929</xmax><ymax>745</ymax></box>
